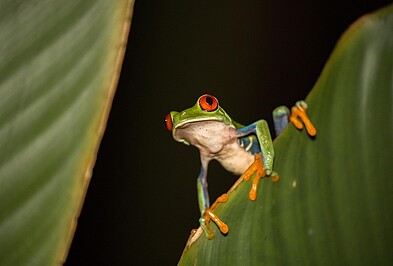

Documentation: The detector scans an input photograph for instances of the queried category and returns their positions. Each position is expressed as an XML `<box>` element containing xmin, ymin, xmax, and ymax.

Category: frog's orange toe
<box><xmin>290</xmin><ymin>102</ymin><xmax>317</xmax><ymax>137</ymax></box>
<box><xmin>249</xmin><ymin>190</ymin><xmax>257</xmax><ymax>201</ymax></box>
<box><xmin>242</xmin><ymin>154</ymin><xmax>267</xmax><ymax>201</ymax></box>
<box><xmin>204</xmin><ymin>208</ymin><xmax>229</xmax><ymax>236</ymax></box>
<box><xmin>271</xmin><ymin>175</ymin><xmax>280</xmax><ymax>182</ymax></box>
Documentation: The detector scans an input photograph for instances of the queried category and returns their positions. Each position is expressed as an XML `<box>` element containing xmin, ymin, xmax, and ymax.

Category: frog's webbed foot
<box><xmin>199</xmin><ymin>194</ymin><xmax>229</xmax><ymax>239</ymax></box>
<box><xmin>290</xmin><ymin>101</ymin><xmax>317</xmax><ymax>137</ymax></box>
<box><xmin>242</xmin><ymin>153</ymin><xmax>279</xmax><ymax>201</ymax></box>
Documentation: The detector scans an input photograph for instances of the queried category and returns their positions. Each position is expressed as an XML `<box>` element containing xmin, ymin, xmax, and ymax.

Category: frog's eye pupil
<box><xmin>206</xmin><ymin>96</ymin><xmax>213</xmax><ymax>106</ymax></box>
<box><xmin>199</xmin><ymin>94</ymin><xmax>219</xmax><ymax>112</ymax></box>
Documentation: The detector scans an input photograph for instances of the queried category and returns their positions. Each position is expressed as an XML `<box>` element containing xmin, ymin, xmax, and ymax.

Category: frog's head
<box><xmin>165</xmin><ymin>94</ymin><xmax>235</xmax><ymax>145</ymax></box>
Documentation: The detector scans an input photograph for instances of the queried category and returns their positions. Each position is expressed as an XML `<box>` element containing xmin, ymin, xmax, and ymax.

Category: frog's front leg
<box><xmin>290</xmin><ymin>101</ymin><xmax>317</xmax><ymax>136</ymax></box>
<box><xmin>273</xmin><ymin>106</ymin><xmax>290</xmax><ymax>136</ymax></box>
<box><xmin>273</xmin><ymin>100</ymin><xmax>317</xmax><ymax>137</ymax></box>
<box><xmin>197</xmin><ymin>162</ymin><xmax>229</xmax><ymax>239</ymax></box>
<box><xmin>236</xmin><ymin>120</ymin><xmax>279</xmax><ymax>201</ymax></box>
<box><xmin>236</xmin><ymin>120</ymin><xmax>275</xmax><ymax>175</ymax></box>
<box><xmin>242</xmin><ymin>153</ymin><xmax>279</xmax><ymax>200</ymax></box>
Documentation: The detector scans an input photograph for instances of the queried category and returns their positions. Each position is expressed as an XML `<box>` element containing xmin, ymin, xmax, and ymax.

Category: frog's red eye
<box><xmin>199</xmin><ymin>94</ymin><xmax>218</xmax><ymax>112</ymax></box>
<box><xmin>165</xmin><ymin>113</ymin><xmax>173</xmax><ymax>131</ymax></box>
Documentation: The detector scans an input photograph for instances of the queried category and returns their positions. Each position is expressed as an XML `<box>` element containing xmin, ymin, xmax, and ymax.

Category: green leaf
<box><xmin>179</xmin><ymin>4</ymin><xmax>393</xmax><ymax>265</ymax></box>
<box><xmin>0</xmin><ymin>1</ymin><xmax>134</xmax><ymax>265</ymax></box>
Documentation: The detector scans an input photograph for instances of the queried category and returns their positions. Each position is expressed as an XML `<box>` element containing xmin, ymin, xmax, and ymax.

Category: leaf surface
<box><xmin>0</xmin><ymin>1</ymin><xmax>134</xmax><ymax>265</ymax></box>
<box><xmin>179</xmin><ymin>4</ymin><xmax>393</xmax><ymax>265</ymax></box>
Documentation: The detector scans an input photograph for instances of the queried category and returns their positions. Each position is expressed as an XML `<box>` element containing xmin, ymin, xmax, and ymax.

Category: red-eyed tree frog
<box><xmin>165</xmin><ymin>94</ymin><xmax>316</xmax><ymax>239</ymax></box>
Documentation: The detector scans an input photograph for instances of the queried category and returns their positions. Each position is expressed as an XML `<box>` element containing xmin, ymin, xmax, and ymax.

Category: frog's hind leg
<box><xmin>200</xmin><ymin>194</ymin><xmax>229</xmax><ymax>239</ymax></box>
<box><xmin>197</xmin><ymin>162</ymin><xmax>230</xmax><ymax>239</ymax></box>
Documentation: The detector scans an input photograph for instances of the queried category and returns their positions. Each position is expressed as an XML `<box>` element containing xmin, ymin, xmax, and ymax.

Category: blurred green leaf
<box><xmin>0</xmin><ymin>1</ymin><xmax>134</xmax><ymax>265</ymax></box>
<box><xmin>179</xmin><ymin>4</ymin><xmax>393</xmax><ymax>265</ymax></box>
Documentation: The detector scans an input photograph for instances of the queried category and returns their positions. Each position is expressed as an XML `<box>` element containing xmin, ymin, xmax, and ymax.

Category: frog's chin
<box><xmin>172</xmin><ymin>119</ymin><xmax>236</xmax><ymax>147</ymax></box>
<box><xmin>172</xmin><ymin>118</ymin><xmax>219</xmax><ymax>145</ymax></box>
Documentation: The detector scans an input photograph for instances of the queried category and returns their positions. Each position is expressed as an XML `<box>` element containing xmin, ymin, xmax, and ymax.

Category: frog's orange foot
<box><xmin>201</xmin><ymin>194</ymin><xmax>229</xmax><ymax>239</ymax></box>
<box><xmin>290</xmin><ymin>101</ymin><xmax>317</xmax><ymax>137</ymax></box>
<box><xmin>242</xmin><ymin>154</ymin><xmax>279</xmax><ymax>201</ymax></box>
<box><xmin>243</xmin><ymin>154</ymin><xmax>265</xmax><ymax>201</ymax></box>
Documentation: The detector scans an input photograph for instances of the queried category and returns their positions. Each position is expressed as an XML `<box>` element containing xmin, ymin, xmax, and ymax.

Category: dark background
<box><xmin>66</xmin><ymin>1</ymin><xmax>391</xmax><ymax>265</ymax></box>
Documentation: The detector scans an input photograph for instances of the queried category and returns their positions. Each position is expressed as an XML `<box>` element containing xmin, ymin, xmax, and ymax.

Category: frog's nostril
<box><xmin>165</xmin><ymin>113</ymin><xmax>173</xmax><ymax>131</ymax></box>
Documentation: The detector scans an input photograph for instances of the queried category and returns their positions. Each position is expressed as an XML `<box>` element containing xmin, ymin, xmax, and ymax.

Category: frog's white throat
<box><xmin>174</xmin><ymin>120</ymin><xmax>254</xmax><ymax>175</ymax></box>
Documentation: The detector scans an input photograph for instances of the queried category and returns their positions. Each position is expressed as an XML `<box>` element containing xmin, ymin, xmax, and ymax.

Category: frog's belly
<box><xmin>214</xmin><ymin>143</ymin><xmax>255</xmax><ymax>175</ymax></box>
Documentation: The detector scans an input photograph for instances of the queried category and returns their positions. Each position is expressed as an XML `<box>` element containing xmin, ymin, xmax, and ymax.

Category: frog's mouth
<box><xmin>174</xmin><ymin>116</ymin><xmax>221</xmax><ymax>130</ymax></box>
